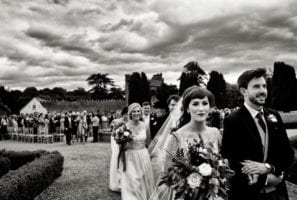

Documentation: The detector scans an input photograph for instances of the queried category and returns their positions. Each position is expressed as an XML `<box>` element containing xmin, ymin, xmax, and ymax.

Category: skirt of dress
<box><xmin>121</xmin><ymin>148</ymin><xmax>155</xmax><ymax>200</ymax></box>
<box><xmin>109</xmin><ymin>136</ymin><xmax>121</xmax><ymax>192</ymax></box>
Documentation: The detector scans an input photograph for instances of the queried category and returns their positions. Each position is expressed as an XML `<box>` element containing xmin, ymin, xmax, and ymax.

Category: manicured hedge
<box><xmin>0</xmin><ymin>151</ymin><xmax>64</xmax><ymax>200</ymax></box>
<box><xmin>0</xmin><ymin>149</ymin><xmax>46</xmax><ymax>170</ymax></box>
<box><xmin>288</xmin><ymin>137</ymin><xmax>297</xmax><ymax>184</ymax></box>
<box><xmin>0</xmin><ymin>157</ymin><xmax>10</xmax><ymax>178</ymax></box>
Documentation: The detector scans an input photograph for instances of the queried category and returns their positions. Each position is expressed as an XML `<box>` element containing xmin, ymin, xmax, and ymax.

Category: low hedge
<box><xmin>0</xmin><ymin>151</ymin><xmax>64</xmax><ymax>200</ymax></box>
<box><xmin>0</xmin><ymin>157</ymin><xmax>10</xmax><ymax>178</ymax></box>
<box><xmin>0</xmin><ymin>149</ymin><xmax>46</xmax><ymax>170</ymax></box>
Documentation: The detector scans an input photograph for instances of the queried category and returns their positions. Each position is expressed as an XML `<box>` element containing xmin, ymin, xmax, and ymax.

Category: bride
<box><xmin>149</xmin><ymin>86</ymin><xmax>222</xmax><ymax>200</ymax></box>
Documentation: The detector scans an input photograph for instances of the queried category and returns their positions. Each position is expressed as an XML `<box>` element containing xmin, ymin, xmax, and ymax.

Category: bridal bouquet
<box><xmin>114</xmin><ymin>123</ymin><xmax>133</xmax><ymax>171</ymax></box>
<box><xmin>159</xmin><ymin>137</ymin><xmax>234</xmax><ymax>200</ymax></box>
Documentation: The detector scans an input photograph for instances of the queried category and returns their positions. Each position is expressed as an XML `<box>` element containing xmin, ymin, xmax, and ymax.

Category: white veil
<box><xmin>148</xmin><ymin>98</ymin><xmax>183</xmax><ymax>181</ymax></box>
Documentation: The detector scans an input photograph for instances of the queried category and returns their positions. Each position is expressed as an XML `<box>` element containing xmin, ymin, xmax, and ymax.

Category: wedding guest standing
<box><xmin>91</xmin><ymin>113</ymin><xmax>100</xmax><ymax>142</ymax></box>
<box><xmin>222</xmin><ymin>68</ymin><xmax>294</xmax><ymax>200</ymax></box>
<box><xmin>120</xmin><ymin>103</ymin><xmax>155</xmax><ymax>200</ymax></box>
<box><xmin>64</xmin><ymin>112</ymin><xmax>72</xmax><ymax>145</ymax></box>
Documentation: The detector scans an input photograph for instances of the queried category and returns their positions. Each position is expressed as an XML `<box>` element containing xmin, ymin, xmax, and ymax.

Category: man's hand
<box><xmin>241</xmin><ymin>160</ymin><xmax>268</xmax><ymax>175</ymax></box>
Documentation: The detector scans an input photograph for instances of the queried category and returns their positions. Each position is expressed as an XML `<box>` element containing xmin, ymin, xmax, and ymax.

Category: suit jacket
<box><xmin>149</xmin><ymin>113</ymin><xmax>170</xmax><ymax>140</ymax></box>
<box><xmin>64</xmin><ymin>116</ymin><xmax>71</xmax><ymax>129</ymax></box>
<box><xmin>148</xmin><ymin>115</ymin><xmax>158</xmax><ymax>140</ymax></box>
<box><xmin>221</xmin><ymin>106</ymin><xmax>294</xmax><ymax>200</ymax></box>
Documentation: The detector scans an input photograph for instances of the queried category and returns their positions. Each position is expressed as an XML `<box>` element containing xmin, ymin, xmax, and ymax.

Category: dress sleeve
<box><xmin>162</xmin><ymin>132</ymin><xmax>179</xmax><ymax>173</ymax></box>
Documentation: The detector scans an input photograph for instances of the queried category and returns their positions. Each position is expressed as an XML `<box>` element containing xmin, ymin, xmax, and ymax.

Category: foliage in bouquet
<box><xmin>114</xmin><ymin>123</ymin><xmax>133</xmax><ymax>145</ymax></box>
<box><xmin>159</xmin><ymin>135</ymin><xmax>234</xmax><ymax>200</ymax></box>
<box><xmin>114</xmin><ymin>123</ymin><xmax>133</xmax><ymax>171</ymax></box>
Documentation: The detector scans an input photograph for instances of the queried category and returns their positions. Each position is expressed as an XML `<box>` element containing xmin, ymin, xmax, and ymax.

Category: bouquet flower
<box><xmin>159</xmin><ymin>136</ymin><xmax>234</xmax><ymax>200</ymax></box>
<box><xmin>114</xmin><ymin>123</ymin><xmax>133</xmax><ymax>171</ymax></box>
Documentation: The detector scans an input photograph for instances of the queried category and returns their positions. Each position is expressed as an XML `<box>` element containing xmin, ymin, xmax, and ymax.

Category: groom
<box><xmin>221</xmin><ymin>68</ymin><xmax>294</xmax><ymax>200</ymax></box>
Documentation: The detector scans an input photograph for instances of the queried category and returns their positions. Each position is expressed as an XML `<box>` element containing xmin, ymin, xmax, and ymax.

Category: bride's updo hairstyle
<box><xmin>178</xmin><ymin>86</ymin><xmax>215</xmax><ymax>128</ymax></box>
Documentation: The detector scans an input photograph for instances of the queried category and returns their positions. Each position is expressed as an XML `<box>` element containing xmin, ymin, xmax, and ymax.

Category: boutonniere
<box><xmin>267</xmin><ymin>114</ymin><xmax>278</xmax><ymax>123</ymax></box>
<box><xmin>150</xmin><ymin>117</ymin><xmax>155</xmax><ymax>121</ymax></box>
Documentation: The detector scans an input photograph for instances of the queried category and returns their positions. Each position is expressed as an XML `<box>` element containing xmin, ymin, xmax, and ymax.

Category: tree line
<box><xmin>0</xmin><ymin>73</ymin><xmax>125</xmax><ymax>114</ymax></box>
<box><xmin>127</xmin><ymin>61</ymin><xmax>297</xmax><ymax>112</ymax></box>
<box><xmin>1</xmin><ymin>61</ymin><xmax>297</xmax><ymax>114</ymax></box>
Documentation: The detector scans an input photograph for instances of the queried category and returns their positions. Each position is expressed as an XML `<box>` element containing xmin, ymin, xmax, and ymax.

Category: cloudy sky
<box><xmin>1</xmin><ymin>0</ymin><xmax>297</xmax><ymax>91</ymax></box>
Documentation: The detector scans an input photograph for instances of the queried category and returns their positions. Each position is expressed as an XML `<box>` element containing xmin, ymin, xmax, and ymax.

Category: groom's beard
<box><xmin>249</xmin><ymin>92</ymin><xmax>267</xmax><ymax>106</ymax></box>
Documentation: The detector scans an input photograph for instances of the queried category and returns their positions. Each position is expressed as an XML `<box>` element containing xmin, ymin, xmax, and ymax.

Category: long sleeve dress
<box><xmin>149</xmin><ymin>127</ymin><xmax>221</xmax><ymax>200</ymax></box>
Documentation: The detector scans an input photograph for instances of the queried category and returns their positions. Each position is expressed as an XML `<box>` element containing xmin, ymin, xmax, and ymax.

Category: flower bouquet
<box><xmin>114</xmin><ymin>123</ymin><xmax>133</xmax><ymax>171</ymax></box>
<box><xmin>159</xmin><ymin>136</ymin><xmax>234</xmax><ymax>200</ymax></box>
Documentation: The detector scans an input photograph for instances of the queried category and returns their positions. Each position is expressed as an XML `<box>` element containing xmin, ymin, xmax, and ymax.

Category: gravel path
<box><xmin>1</xmin><ymin>140</ymin><xmax>297</xmax><ymax>200</ymax></box>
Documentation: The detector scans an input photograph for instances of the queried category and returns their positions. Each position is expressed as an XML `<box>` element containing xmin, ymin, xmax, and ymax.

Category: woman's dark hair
<box><xmin>178</xmin><ymin>86</ymin><xmax>215</xmax><ymax>128</ymax></box>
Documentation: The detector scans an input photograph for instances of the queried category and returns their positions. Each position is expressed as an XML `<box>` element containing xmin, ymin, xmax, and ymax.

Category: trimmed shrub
<box><xmin>0</xmin><ymin>151</ymin><xmax>64</xmax><ymax>200</ymax></box>
<box><xmin>0</xmin><ymin>157</ymin><xmax>10</xmax><ymax>178</ymax></box>
<box><xmin>288</xmin><ymin>152</ymin><xmax>297</xmax><ymax>185</ymax></box>
<box><xmin>0</xmin><ymin>149</ymin><xmax>46</xmax><ymax>170</ymax></box>
<box><xmin>290</xmin><ymin>136</ymin><xmax>297</xmax><ymax>150</ymax></box>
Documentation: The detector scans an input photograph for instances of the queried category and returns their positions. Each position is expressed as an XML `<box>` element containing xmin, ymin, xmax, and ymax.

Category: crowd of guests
<box><xmin>0</xmin><ymin>110</ymin><xmax>119</xmax><ymax>145</ymax></box>
<box><xmin>0</xmin><ymin>102</ymin><xmax>238</xmax><ymax>145</ymax></box>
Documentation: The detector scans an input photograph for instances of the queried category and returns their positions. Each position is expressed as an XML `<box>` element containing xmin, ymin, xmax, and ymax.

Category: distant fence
<box><xmin>42</xmin><ymin>99</ymin><xmax>126</xmax><ymax>113</ymax></box>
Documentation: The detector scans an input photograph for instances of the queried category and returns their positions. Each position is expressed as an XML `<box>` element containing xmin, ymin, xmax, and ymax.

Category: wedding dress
<box><xmin>148</xmin><ymin>99</ymin><xmax>182</xmax><ymax>182</ymax></box>
<box><xmin>148</xmin><ymin>127</ymin><xmax>221</xmax><ymax>200</ymax></box>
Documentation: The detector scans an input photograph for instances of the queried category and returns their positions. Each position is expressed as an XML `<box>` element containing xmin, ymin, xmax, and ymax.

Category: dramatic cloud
<box><xmin>0</xmin><ymin>0</ymin><xmax>297</xmax><ymax>91</ymax></box>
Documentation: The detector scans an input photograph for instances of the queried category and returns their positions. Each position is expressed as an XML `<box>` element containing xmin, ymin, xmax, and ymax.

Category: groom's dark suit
<box><xmin>222</xmin><ymin>106</ymin><xmax>294</xmax><ymax>200</ymax></box>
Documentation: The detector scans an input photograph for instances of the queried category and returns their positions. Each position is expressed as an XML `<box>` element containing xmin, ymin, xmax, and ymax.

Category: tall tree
<box><xmin>225</xmin><ymin>83</ymin><xmax>241</xmax><ymax>108</ymax></box>
<box><xmin>271</xmin><ymin>62</ymin><xmax>297</xmax><ymax>111</ymax></box>
<box><xmin>207</xmin><ymin>71</ymin><xmax>226</xmax><ymax>108</ymax></box>
<box><xmin>86</xmin><ymin>73</ymin><xmax>114</xmax><ymax>99</ymax></box>
<box><xmin>179</xmin><ymin>61</ymin><xmax>207</xmax><ymax>95</ymax></box>
<box><xmin>128</xmin><ymin>72</ymin><xmax>150</xmax><ymax>105</ymax></box>
<box><xmin>155</xmin><ymin>83</ymin><xmax>178</xmax><ymax>109</ymax></box>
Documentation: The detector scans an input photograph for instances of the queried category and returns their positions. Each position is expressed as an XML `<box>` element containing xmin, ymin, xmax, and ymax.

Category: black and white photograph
<box><xmin>1</xmin><ymin>0</ymin><xmax>297</xmax><ymax>199</ymax></box>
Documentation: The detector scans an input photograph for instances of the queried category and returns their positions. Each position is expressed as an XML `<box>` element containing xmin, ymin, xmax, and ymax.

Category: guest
<box><xmin>91</xmin><ymin>113</ymin><xmax>100</xmax><ymax>142</ymax></box>
<box><xmin>64</xmin><ymin>112</ymin><xmax>72</xmax><ymax>145</ymax></box>
<box><xmin>109</xmin><ymin>107</ymin><xmax>128</xmax><ymax>192</ymax></box>
<box><xmin>121</xmin><ymin>103</ymin><xmax>155</xmax><ymax>200</ymax></box>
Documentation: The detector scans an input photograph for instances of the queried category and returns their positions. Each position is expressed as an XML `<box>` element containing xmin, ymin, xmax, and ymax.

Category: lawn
<box><xmin>0</xmin><ymin>140</ymin><xmax>297</xmax><ymax>200</ymax></box>
<box><xmin>0</xmin><ymin>140</ymin><xmax>121</xmax><ymax>200</ymax></box>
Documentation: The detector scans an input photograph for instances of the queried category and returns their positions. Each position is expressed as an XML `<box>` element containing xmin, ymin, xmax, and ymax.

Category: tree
<box><xmin>128</xmin><ymin>72</ymin><xmax>150</xmax><ymax>104</ymax></box>
<box><xmin>207</xmin><ymin>71</ymin><xmax>226</xmax><ymax>108</ymax></box>
<box><xmin>225</xmin><ymin>83</ymin><xmax>241</xmax><ymax>108</ymax></box>
<box><xmin>86</xmin><ymin>73</ymin><xmax>114</xmax><ymax>99</ymax></box>
<box><xmin>23</xmin><ymin>87</ymin><xmax>39</xmax><ymax>98</ymax></box>
<box><xmin>108</xmin><ymin>87</ymin><xmax>125</xmax><ymax>99</ymax></box>
<box><xmin>271</xmin><ymin>62</ymin><xmax>297</xmax><ymax>111</ymax></box>
<box><xmin>52</xmin><ymin>87</ymin><xmax>67</xmax><ymax>98</ymax></box>
<box><xmin>155</xmin><ymin>83</ymin><xmax>178</xmax><ymax>109</ymax></box>
<box><xmin>179</xmin><ymin>61</ymin><xmax>207</xmax><ymax>95</ymax></box>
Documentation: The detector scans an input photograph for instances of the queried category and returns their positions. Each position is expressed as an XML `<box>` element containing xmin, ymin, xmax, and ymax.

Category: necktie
<box><xmin>256</xmin><ymin>112</ymin><xmax>266</xmax><ymax>133</ymax></box>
